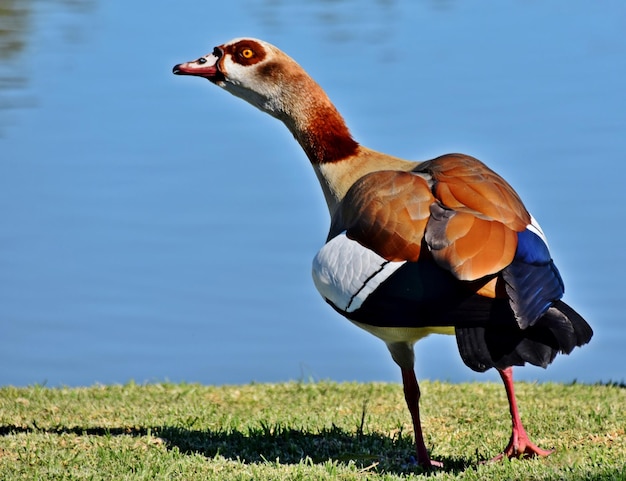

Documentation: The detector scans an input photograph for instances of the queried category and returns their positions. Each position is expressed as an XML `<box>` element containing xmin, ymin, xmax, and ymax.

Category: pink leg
<box><xmin>401</xmin><ymin>367</ymin><xmax>443</xmax><ymax>469</ymax></box>
<box><xmin>491</xmin><ymin>367</ymin><xmax>554</xmax><ymax>461</ymax></box>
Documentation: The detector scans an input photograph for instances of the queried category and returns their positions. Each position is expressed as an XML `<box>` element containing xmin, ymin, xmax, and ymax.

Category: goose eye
<box><xmin>197</xmin><ymin>57</ymin><xmax>207</xmax><ymax>64</ymax></box>
<box><xmin>240</xmin><ymin>48</ymin><xmax>254</xmax><ymax>59</ymax></box>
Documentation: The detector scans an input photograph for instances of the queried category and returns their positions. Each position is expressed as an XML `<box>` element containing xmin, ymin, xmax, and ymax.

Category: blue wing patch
<box><xmin>503</xmin><ymin>229</ymin><xmax>565</xmax><ymax>329</ymax></box>
<box><xmin>515</xmin><ymin>228</ymin><xmax>552</xmax><ymax>264</ymax></box>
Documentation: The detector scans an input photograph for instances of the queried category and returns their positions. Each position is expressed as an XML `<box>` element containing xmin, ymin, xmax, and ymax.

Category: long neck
<box><xmin>272</xmin><ymin>74</ymin><xmax>359</xmax><ymax>165</ymax></box>
<box><xmin>251</xmin><ymin>65</ymin><xmax>417</xmax><ymax>216</ymax></box>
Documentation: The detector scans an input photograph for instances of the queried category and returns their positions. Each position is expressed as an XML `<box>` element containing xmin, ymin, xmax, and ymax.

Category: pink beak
<box><xmin>173</xmin><ymin>51</ymin><xmax>224</xmax><ymax>82</ymax></box>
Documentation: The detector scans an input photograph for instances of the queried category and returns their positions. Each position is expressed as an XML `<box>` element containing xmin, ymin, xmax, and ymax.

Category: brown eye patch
<box><xmin>225</xmin><ymin>39</ymin><xmax>266</xmax><ymax>66</ymax></box>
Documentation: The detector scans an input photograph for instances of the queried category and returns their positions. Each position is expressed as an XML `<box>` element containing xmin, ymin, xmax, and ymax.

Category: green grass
<box><xmin>0</xmin><ymin>381</ymin><xmax>624</xmax><ymax>480</ymax></box>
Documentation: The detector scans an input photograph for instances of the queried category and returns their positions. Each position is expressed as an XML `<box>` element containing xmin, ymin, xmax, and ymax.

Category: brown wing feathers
<box><xmin>335</xmin><ymin>153</ymin><xmax>531</xmax><ymax>284</ymax></box>
<box><xmin>419</xmin><ymin>154</ymin><xmax>530</xmax><ymax>281</ymax></box>
<box><xmin>426</xmin><ymin>206</ymin><xmax>519</xmax><ymax>280</ymax></box>
<box><xmin>419</xmin><ymin>154</ymin><xmax>530</xmax><ymax>229</ymax></box>
<box><xmin>333</xmin><ymin>171</ymin><xmax>434</xmax><ymax>262</ymax></box>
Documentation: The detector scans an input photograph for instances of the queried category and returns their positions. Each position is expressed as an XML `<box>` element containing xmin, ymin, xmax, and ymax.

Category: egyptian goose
<box><xmin>173</xmin><ymin>38</ymin><xmax>593</xmax><ymax>468</ymax></box>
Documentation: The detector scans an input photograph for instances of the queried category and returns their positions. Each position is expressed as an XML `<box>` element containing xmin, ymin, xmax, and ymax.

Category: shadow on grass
<box><xmin>3</xmin><ymin>423</ymin><xmax>623</xmax><ymax>479</ymax></box>
<box><xmin>0</xmin><ymin>423</ymin><xmax>470</xmax><ymax>475</ymax></box>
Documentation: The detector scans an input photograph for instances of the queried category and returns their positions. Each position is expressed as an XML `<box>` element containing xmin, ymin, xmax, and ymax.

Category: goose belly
<box><xmin>350</xmin><ymin>321</ymin><xmax>454</xmax><ymax>344</ymax></box>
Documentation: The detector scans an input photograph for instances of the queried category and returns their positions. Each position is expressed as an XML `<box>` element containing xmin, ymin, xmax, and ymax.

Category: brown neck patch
<box><xmin>282</xmin><ymin>73</ymin><xmax>359</xmax><ymax>164</ymax></box>
<box><xmin>297</xmin><ymin>104</ymin><xmax>359</xmax><ymax>164</ymax></box>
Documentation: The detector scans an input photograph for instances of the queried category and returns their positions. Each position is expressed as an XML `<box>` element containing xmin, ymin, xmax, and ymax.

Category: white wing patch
<box><xmin>528</xmin><ymin>214</ymin><xmax>549</xmax><ymax>246</ymax></box>
<box><xmin>312</xmin><ymin>232</ymin><xmax>406</xmax><ymax>313</ymax></box>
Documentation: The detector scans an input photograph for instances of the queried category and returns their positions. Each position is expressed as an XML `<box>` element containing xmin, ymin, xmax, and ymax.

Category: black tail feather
<box><xmin>551</xmin><ymin>300</ymin><xmax>594</xmax><ymax>349</ymax></box>
<box><xmin>456</xmin><ymin>300</ymin><xmax>592</xmax><ymax>373</ymax></box>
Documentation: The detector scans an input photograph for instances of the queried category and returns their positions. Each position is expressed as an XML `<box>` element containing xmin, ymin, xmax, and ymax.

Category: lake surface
<box><xmin>1</xmin><ymin>0</ymin><xmax>624</xmax><ymax>387</ymax></box>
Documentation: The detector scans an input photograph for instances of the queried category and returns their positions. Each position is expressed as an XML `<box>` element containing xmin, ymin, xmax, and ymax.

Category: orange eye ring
<box><xmin>241</xmin><ymin>48</ymin><xmax>254</xmax><ymax>59</ymax></box>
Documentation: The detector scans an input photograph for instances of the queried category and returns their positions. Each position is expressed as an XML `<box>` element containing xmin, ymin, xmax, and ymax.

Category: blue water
<box><xmin>1</xmin><ymin>1</ymin><xmax>624</xmax><ymax>387</ymax></box>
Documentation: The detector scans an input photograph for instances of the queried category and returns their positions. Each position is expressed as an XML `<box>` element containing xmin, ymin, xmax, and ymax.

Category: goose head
<box><xmin>173</xmin><ymin>38</ymin><xmax>359</xmax><ymax>167</ymax></box>
<box><xmin>173</xmin><ymin>38</ymin><xmax>303</xmax><ymax>120</ymax></box>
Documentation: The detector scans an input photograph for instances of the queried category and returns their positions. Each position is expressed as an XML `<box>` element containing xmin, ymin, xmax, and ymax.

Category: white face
<box><xmin>173</xmin><ymin>38</ymin><xmax>287</xmax><ymax>115</ymax></box>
